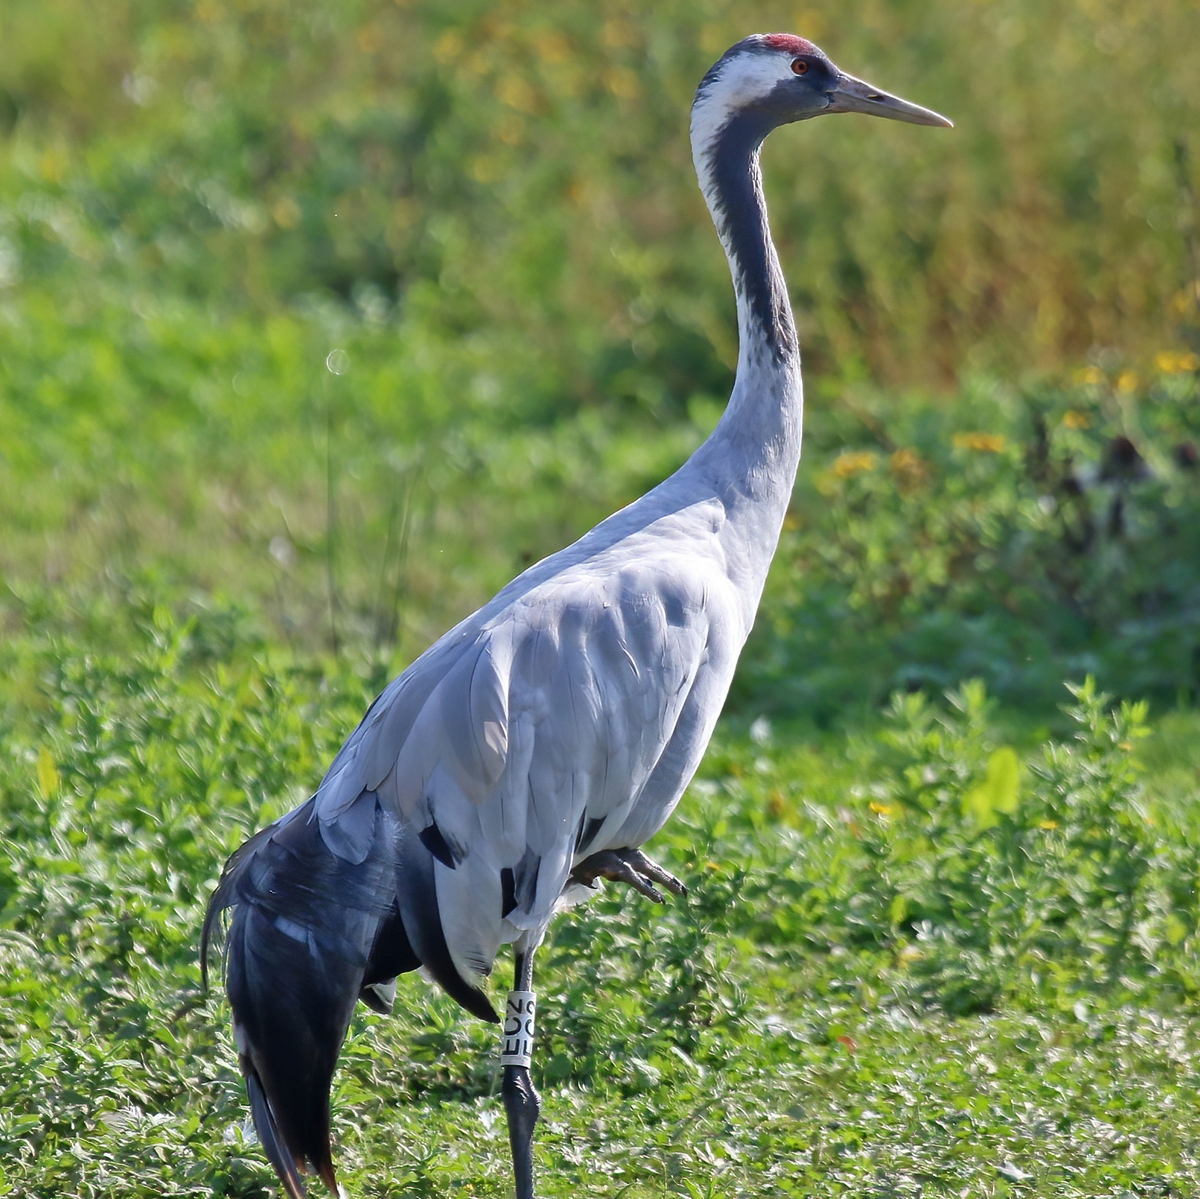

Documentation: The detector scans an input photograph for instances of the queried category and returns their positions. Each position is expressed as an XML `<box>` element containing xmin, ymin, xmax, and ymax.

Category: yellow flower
<box><xmin>832</xmin><ymin>450</ymin><xmax>879</xmax><ymax>477</ymax></box>
<box><xmin>534</xmin><ymin>31</ymin><xmax>570</xmax><ymax>63</ymax></box>
<box><xmin>603</xmin><ymin>66</ymin><xmax>641</xmax><ymax>100</ymax></box>
<box><xmin>434</xmin><ymin>30</ymin><xmax>464</xmax><ymax>62</ymax></box>
<box><xmin>1074</xmin><ymin>366</ymin><xmax>1105</xmax><ymax>386</ymax></box>
<box><xmin>869</xmin><ymin>801</ymin><xmax>895</xmax><ymax>816</ymax></box>
<box><xmin>1171</xmin><ymin>286</ymin><xmax>1198</xmax><ymax>316</ymax></box>
<box><xmin>889</xmin><ymin>447</ymin><xmax>928</xmax><ymax>489</ymax></box>
<box><xmin>890</xmin><ymin>447</ymin><xmax>920</xmax><ymax>472</ymax></box>
<box><xmin>953</xmin><ymin>432</ymin><xmax>1007</xmax><ymax>453</ymax></box>
<box><xmin>497</xmin><ymin>77</ymin><xmax>540</xmax><ymax>114</ymax></box>
<box><xmin>1116</xmin><ymin>371</ymin><xmax>1139</xmax><ymax>394</ymax></box>
<box><xmin>1039</xmin><ymin>819</ymin><xmax>1059</xmax><ymax>830</ymax></box>
<box><xmin>1062</xmin><ymin>410</ymin><xmax>1090</xmax><ymax>429</ymax></box>
<box><xmin>271</xmin><ymin>197</ymin><xmax>301</xmax><ymax>229</ymax></box>
<box><xmin>1156</xmin><ymin>351</ymin><xmax>1200</xmax><ymax>375</ymax></box>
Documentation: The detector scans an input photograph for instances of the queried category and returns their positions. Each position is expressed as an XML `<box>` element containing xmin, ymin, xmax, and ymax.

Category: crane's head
<box><xmin>692</xmin><ymin>33</ymin><xmax>951</xmax><ymax>158</ymax></box>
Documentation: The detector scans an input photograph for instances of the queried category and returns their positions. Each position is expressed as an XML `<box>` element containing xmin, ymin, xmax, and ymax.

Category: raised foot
<box><xmin>568</xmin><ymin>847</ymin><xmax>687</xmax><ymax>904</ymax></box>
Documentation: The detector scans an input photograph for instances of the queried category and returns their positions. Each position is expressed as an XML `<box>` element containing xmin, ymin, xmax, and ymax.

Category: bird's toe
<box><xmin>568</xmin><ymin>848</ymin><xmax>686</xmax><ymax>904</ymax></box>
<box><xmin>619</xmin><ymin>849</ymin><xmax>688</xmax><ymax>898</ymax></box>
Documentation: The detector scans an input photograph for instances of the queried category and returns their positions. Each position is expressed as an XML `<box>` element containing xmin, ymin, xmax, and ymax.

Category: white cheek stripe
<box><xmin>690</xmin><ymin>54</ymin><xmax>790</xmax><ymax>163</ymax></box>
<box><xmin>500</xmin><ymin>989</ymin><xmax>536</xmax><ymax>1068</ymax></box>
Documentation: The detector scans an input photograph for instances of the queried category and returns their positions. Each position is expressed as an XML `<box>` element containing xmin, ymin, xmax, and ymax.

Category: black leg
<box><xmin>502</xmin><ymin>949</ymin><xmax>541</xmax><ymax>1199</ymax></box>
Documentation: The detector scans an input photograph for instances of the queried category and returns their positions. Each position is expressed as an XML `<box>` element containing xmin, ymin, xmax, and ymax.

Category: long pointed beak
<box><xmin>826</xmin><ymin>73</ymin><xmax>953</xmax><ymax>128</ymax></box>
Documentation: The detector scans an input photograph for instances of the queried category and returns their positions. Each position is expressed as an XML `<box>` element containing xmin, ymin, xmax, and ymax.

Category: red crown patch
<box><xmin>762</xmin><ymin>33</ymin><xmax>819</xmax><ymax>56</ymax></box>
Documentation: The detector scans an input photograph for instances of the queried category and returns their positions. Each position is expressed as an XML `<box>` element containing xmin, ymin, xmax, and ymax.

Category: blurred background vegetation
<box><xmin>4</xmin><ymin>3</ymin><xmax>1200</xmax><ymax>1195</ymax></box>
<box><xmin>1</xmin><ymin>0</ymin><xmax>1198</xmax><ymax>716</ymax></box>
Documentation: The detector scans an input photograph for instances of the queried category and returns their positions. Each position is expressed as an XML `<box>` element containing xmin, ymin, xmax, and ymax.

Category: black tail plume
<box><xmin>202</xmin><ymin>793</ymin><xmax>497</xmax><ymax>1196</ymax></box>
<box><xmin>205</xmin><ymin>797</ymin><xmax>396</xmax><ymax>1194</ymax></box>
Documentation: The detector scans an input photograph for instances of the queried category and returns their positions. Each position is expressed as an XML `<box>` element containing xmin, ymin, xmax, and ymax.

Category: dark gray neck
<box><xmin>697</xmin><ymin>111</ymin><xmax>798</xmax><ymax>361</ymax></box>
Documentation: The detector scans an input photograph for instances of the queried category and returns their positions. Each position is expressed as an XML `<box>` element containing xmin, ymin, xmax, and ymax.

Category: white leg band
<box><xmin>500</xmin><ymin>989</ymin><xmax>536</xmax><ymax>1068</ymax></box>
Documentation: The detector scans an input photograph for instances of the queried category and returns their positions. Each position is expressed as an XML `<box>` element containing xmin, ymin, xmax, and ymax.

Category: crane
<box><xmin>202</xmin><ymin>33</ymin><xmax>950</xmax><ymax>1199</ymax></box>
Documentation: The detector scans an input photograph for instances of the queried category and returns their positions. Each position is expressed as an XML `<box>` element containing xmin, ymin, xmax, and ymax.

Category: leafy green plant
<box><xmin>743</xmin><ymin>372</ymin><xmax>1200</xmax><ymax>717</ymax></box>
<box><xmin>3</xmin><ymin>605</ymin><xmax>1200</xmax><ymax>1195</ymax></box>
<box><xmin>716</xmin><ymin>677</ymin><xmax>1200</xmax><ymax>1019</ymax></box>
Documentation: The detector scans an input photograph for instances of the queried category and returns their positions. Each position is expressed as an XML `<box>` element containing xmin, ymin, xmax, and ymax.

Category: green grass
<box><xmin>1</xmin><ymin>0</ymin><xmax>1199</xmax><ymax>682</ymax></box>
<box><xmin>4</xmin><ymin>609</ymin><xmax>1200</xmax><ymax>1196</ymax></box>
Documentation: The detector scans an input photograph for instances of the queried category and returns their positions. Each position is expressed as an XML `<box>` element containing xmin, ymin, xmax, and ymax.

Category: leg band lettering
<box><xmin>501</xmin><ymin>989</ymin><xmax>536</xmax><ymax>1068</ymax></box>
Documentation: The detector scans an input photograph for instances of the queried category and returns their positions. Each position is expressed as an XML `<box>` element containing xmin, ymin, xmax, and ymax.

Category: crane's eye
<box><xmin>790</xmin><ymin>58</ymin><xmax>809</xmax><ymax>76</ymax></box>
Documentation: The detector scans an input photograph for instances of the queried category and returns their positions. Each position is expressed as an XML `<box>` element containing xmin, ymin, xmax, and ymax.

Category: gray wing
<box><xmin>311</xmin><ymin>547</ymin><xmax>741</xmax><ymax>988</ymax></box>
<box><xmin>203</xmin><ymin>500</ymin><xmax>746</xmax><ymax>1190</ymax></box>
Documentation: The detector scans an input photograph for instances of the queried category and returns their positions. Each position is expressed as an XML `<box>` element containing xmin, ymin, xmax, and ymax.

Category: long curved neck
<box><xmin>696</xmin><ymin>111</ymin><xmax>798</xmax><ymax>362</ymax></box>
<box><xmin>689</xmin><ymin>109</ymin><xmax>803</xmax><ymax>514</ymax></box>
